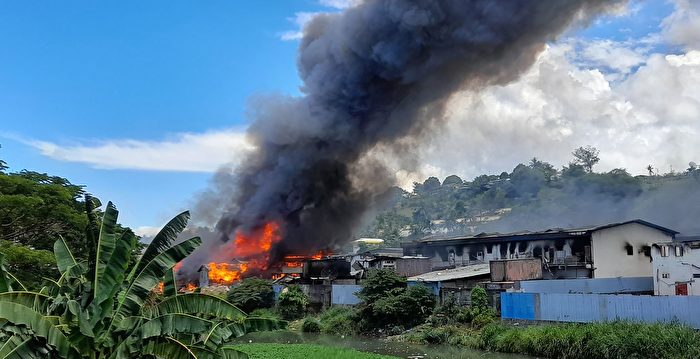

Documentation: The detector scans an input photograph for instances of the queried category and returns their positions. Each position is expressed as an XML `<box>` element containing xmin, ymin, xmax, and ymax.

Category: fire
<box><xmin>207</xmin><ymin>262</ymin><xmax>248</xmax><ymax>285</ymax></box>
<box><xmin>155</xmin><ymin>282</ymin><xmax>164</xmax><ymax>293</ymax></box>
<box><xmin>209</xmin><ymin>221</ymin><xmax>282</xmax><ymax>284</ymax></box>
<box><xmin>185</xmin><ymin>283</ymin><xmax>196</xmax><ymax>292</ymax></box>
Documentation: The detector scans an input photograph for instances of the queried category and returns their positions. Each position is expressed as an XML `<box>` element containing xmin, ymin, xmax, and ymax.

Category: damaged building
<box><xmin>403</xmin><ymin>220</ymin><xmax>677</xmax><ymax>279</ymax></box>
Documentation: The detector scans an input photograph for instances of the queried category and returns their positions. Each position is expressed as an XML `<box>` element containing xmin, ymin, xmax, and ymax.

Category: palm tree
<box><xmin>0</xmin><ymin>198</ymin><xmax>284</xmax><ymax>358</ymax></box>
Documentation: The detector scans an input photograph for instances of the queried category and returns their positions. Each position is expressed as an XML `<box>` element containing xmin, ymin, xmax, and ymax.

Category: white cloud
<box><xmin>397</xmin><ymin>43</ymin><xmax>700</xmax><ymax>183</ymax></box>
<box><xmin>134</xmin><ymin>226</ymin><xmax>161</xmax><ymax>238</ymax></box>
<box><xmin>662</xmin><ymin>0</ymin><xmax>700</xmax><ymax>50</ymax></box>
<box><xmin>319</xmin><ymin>0</ymin><xmax>362</xmax><ymax>9</ymax></box>
<box><xmin>578</xmin><ymin>39</ymin><xmax>648</xmax><ymax>75</ymax></box>
<box><xmin>26</xmin><ymin>128</ymin><xmax>254</xmax><ymax>172</ymax></box>
<box><xmin>278</xmin><ymin>12</ymin><xmax>320</xmax><ymax>41</ymax></box>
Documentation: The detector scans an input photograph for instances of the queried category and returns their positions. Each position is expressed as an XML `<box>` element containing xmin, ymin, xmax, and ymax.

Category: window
<box><xmin>662</xmin><ymin>273</ymin><xmax>670</xmax><ymax>279</ymax></box>
<box><xmin>661</xmin><ymin>245</ymin><xmax>669</xmax><ymax>257</ymax></box>
<box><xmin>625</xmin><ymin>244</ymin><xmax>634</xmax><ymax>256</ymax></box>
<box><xmin>675</xmin><ymin>246</ymin><xmax>684</xmax><ymax>257</ymax></box>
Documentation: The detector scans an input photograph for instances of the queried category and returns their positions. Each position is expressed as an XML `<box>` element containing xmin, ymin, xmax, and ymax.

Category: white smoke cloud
<box><xmin>398</xmin><ymin>42</ymin><xmax>700</xmax><ymax>184</ymax></box>
<box><xmin>25</xmin><ymin>128</ymin><xmax>253</xmax><ymax>172</ymax></box>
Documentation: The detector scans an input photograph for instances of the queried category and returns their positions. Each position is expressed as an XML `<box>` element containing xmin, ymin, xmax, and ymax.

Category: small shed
<box><xmin>408</xmin><ymin>263</ymin><xmax>490</xmax><ymax>305</ymax></box>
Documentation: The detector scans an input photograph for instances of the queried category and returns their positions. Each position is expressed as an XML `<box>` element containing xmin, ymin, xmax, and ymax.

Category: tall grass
<box><xmin>479</xmin><ymin>321</ymin><xmax>700</xmax><ymax>359</ymax></box>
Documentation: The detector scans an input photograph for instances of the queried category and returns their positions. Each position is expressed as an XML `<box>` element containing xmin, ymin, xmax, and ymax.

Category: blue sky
<box><xmin>2</xmin><ymin>0</ymin><xmax>696</xmax><ymax>234</ymax></box>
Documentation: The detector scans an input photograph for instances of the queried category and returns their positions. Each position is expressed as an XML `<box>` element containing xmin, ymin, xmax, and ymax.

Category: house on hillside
<box><xmin>402</xmin><ymin>220</ymin><xmax>678</xmax><ymax>279</ymax></box>
<box><xmin>652</xmin><ymin>235</ymin><xmax>700</xmax><ymax>295</ymax></box>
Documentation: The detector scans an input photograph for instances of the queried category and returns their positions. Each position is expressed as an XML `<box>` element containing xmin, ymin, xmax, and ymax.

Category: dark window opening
<box><xmin>625</xmin><ymin>244</ymin><xmax>634</xmax><ymax>256</ymax></box>
<box><xmin>642</xmin><ymin>245</ymin><xmax>651</xmax><ymax>257</ymax></box>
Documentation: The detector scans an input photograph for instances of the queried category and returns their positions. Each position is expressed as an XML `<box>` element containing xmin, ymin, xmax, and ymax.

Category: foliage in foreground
<box><xmin>398</xmin><ymin>320</ymin><xmax>700</xmax><ymax>359</ymax></box>
<box><xmin>0</xmin><ymin>199</ymin><xmax>285</xmax><ymax>358</ymax></box>
<box><xmin>231</xmin><ymin>343</ymin><xmax>398</xmax><ymax>359</ymax></box>
<box><xmin>318</xmin><ymin>307</ymin><xmax>356</xmax><ymax>336</ymax></box>
<box><xmin>480</xmin><ymin>321</ymin><xmax>700</xmax><ymax>359</ymax></box>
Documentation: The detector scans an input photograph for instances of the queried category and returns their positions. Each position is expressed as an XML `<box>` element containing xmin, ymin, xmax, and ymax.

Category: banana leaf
<box><xmin>0</xmin><ymin>292</ymin><xmax>50</xmax><ymax>313</ymax></box>
<box><xmin>147</xmin><ymin>294</ymin><xmax>246</xmax><ymax>321</ymax></box>
<box><xmin>93</xmin><ymin>202</ymin><xmax>120</xmax><ymax>302</ymax></box>
<box><xmin>127</xmin><ymin>211</ymin><xmax>190</xmax><ymax>283</ymax></box>
<box><xmin>53</xmin><ymin>236</ymin><xmax>77</xmax><ymax>276</ymax></box>
<box><xmin>142</xmin><ymin>337</ymin><xmax>196</xmax><ymax>359</ymax></box>
<box><xmin>111</xmin><ymin>236</ymin><xmax>202</xmax><ymax>325</ymax></box>
<box><xmin>163</xmin><ymin>269</ymin><xmax>177</xmax><ymax>298</ymax></box>
<box><xmin>0</xmin><ymin>302</ymin><xmax>78</xmax><ymax>358</ymax></box>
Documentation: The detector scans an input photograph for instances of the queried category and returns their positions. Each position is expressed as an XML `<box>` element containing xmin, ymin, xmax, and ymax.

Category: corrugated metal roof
<box><xmin>415</xmin><ymin>219</ymin><xmax>678</xmax><ymax>244</ymax></box>
<box><xmin>407</xmin><ymin>263</ymin><xmax>490</xmax><ymax>282</ymax></box>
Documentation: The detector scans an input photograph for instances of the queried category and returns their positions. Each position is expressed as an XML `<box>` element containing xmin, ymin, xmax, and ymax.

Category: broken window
<box><xmin>625</xmin><ymin>244</ymin><xmax>633</xmax><ymax>256</ymax></box>
<box><xmin>675</xmin><ymin>246</ymin><xmax>684</xmax><ymax>257</ymax></box>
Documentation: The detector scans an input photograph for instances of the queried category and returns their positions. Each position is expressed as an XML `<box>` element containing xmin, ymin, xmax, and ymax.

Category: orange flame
<box><xmin>155</xmin><ymin>282</ymin><xmax>164</xmax><ymax>293</ymax></box>
<box><xmin>207</xmin><ymin>262</ymin><xmax>248</xmax><ymax>285</ymax></box>
<box><xmin>185</xmin><ymin>283</ymin><xmax>196</xmax><ymax>292</ymax></box>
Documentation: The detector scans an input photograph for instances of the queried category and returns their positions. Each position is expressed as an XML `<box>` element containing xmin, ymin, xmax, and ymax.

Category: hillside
<box><xmin>362</xmin><ymin>155</ymin><xmax>700</xmax><ymax>247</ymax></box>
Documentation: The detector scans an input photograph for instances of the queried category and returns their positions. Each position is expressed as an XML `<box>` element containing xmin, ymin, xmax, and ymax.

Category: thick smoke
<box><xmin>212</xmin><ymin>1</ymin><xmax>626</xmax><ymax>263</ymax></box>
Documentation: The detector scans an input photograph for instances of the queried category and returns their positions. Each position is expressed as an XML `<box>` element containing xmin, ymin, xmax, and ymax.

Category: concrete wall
<box><xmin>591</xmin><ymin>223</ymin><xmax>671</xmax><ymax>278</ymax></box>
<box><xmin>653</xmin><ymin>241</ymin><xmax>700</xmax><ymax>295</ymax></box>
<box><xmin>501</xmin><ymin>292</ymin><xmax>700</xmax><ymax>329</ymax></box>
<box><xmin>515</xmin><ymin>277</ymin><xmax>653</xmax><ymax>294</ymax></box>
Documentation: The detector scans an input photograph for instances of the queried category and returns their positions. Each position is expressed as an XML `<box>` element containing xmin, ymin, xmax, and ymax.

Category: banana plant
<box><xmin>0</xmin><ymin>198</ymin><xmax>285</xmax><ymax>358</ymax></box>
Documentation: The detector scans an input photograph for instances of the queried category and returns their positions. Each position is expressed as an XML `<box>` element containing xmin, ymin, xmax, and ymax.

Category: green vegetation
<box><xmin>0</xmin><ymin>200</ymin><xmax>284</xmax><ymax>358</ymax></box>
<box><xmin>0</xmin><ymin>240</ymin><xmax>56</xmax><ymax>290</ymax></box>
<box><xmin>480</xmin><ymin>321</ymin><xmax>700</xmax><ymax>359</ymax></box>
<box><xmin>227</xmin><ymin>277</ymin><xmax>275</xmax><ymax>313</ymax></box>
<box><xmin>277</xmin><ymin>285</ymin><xmax>309</xmax><ymax>320</ymax></box>
<box><xmin>231</xmin><ymin>343</ymin><xmax>398</xmax><ymax>359</ymax></box>
<box><xmin>301</xmin><ymin>317</ymin><xmax>321</xmax><ymax>333</ymax></box>
<box><xmin>318</xmin><ymin>307</ymin><xmax>356</xmax><ymax>336</ymax></box>
<box><xmin>394</xmin><ymin>321</ymin><xmax>700</xmax><ymax>359</ymax></box>
<box><xmin>0</xmin><ymin>159</ymin><xmax>145</xmax><ymax>290</ymax></box>
<box><xmin>361</xmin><ymin>146</ymin><xmax>700</xmax><ymax>245</ymax></box>
<box><xmin>357</xmin><ymin>269</ymin><xmax>435</xmax><ymax>332</ymax></box>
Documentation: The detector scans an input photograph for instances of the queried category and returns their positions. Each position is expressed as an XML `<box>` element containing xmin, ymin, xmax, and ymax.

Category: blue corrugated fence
<box><xmin>502</xmin><ymin>292</ymin><xmax>700</xmax><ymax>328</ymax></box>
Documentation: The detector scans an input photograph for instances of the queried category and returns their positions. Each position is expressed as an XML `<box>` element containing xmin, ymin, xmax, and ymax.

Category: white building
<box><xmin>652</xmin><ymin>236</ymin><xmax>700</xmax><ymax>295</ymax></box>
<box><xmin>404</xmin><ymin>220</ymin><xmax>678</xmax><ymax>279</ymax></box>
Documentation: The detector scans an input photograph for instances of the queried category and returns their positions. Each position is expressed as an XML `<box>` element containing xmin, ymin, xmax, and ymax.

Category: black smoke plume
<box><xmin>212</xmin><ymin>1</ymin><xmax>626</xmax><ymax>263</ymax></box>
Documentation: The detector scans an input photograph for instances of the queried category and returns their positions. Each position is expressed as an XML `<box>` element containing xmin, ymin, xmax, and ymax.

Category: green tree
<box><xmin>277</xmin><ymin>286</ymin><xmax>309</xmax><ymax>320</ymax></box>
<box><xmin>227</xmin><ymin>277</ymin><xmax>275</xmax><ymax>313</ymax></box>
<box><xmin>356</xmin><ymin>269</ymin><xmax>435</xmax><ymax>331</ymax></box>
<box><xmin>572</xmin><ymin>145</ymin><xmax>600</xmax><ymax>173</ymax></box>
<box><xmin>0</xmin><ymin>240</ymin><xmax>56</xmax><ymax>290</ymax></box>
<box><xmin>0</xmin><ymin>202</ymin><xmax>284</xmax><ymax>358</ymax></box>
<box><xmin>0</xmin><ymin>168</ymin><xmax>88</xmax><ymax>254</ymax></box>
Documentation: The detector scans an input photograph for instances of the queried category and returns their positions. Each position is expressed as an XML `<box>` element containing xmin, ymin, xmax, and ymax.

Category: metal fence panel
<box><xmin>517</xmin><ymin>277</ymin><xmax>653</xmax><ymax>294</ymax></box>
<box><xmin>502</xmin><ymin>292</ymin><xmax>700</xmax><ymax>328</ymax></box>
<box><xmin>331</xmin><ymin>284</ymin><xmax>361</xmax><ymax>305</ymax></box>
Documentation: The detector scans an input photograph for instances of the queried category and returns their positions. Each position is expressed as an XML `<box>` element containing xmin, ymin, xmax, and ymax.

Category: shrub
<box><xmin>319</xmin><ymin>307</ymin><xmax>357</xmax><ymax>336</ymax></box>
<box><xmin>470</xmin><ymin>286</ymin><xmax>488</xmax><ymax>310</ymax></box>
<box><xmin>227</xmin><ymin>277</ymin><xmax>275</xmax><ymax>313</ymax></box>
<box><xmin>278</xmin><ymin>285</ymin><xmax>309</xmax><ymax>320</ymax></box>
<box><xmin>301</xmin><ymin>317</ymin><xmax>321</xmax><ymax>333</ymax></box>
<box><xmin>356</xmin><ymin>269</ymin><xmax>436</xmax><ymax>331</ymax></box>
